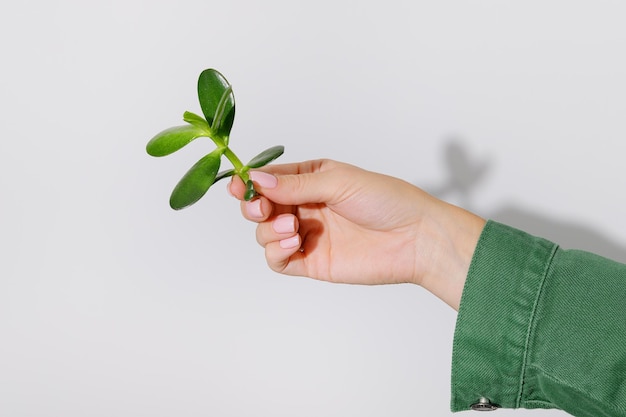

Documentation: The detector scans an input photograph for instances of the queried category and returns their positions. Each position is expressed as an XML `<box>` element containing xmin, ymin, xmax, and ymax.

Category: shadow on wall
<box><xmin>424</xmin><ymin>139</ymin><xmax>626</xmax><ymax>264</ymax></box>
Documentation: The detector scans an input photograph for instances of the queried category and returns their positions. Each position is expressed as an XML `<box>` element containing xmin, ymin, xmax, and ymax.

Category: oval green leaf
<box><xmin>169</xmin><ymin>149</ymin><xmax>223</xmax><ymax>210</ymax></box>
<box><xmin>197</xmin><ymin>69</ymin><xmax>235</xmax><ymax>139</ymax></box>
<box><xmin>146</xmin><ymin>125</ymin><xmax>209</xmax><ymax>157</ymax></box>
<box><xmin>246</xmin><ymin>145</ymin><xmax>285</xmax><ymax>168</ymax></box>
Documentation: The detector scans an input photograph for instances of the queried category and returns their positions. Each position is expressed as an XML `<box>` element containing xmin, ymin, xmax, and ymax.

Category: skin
<box><xmin>228</xmin><ymin>159</ymin><xmax>486</xmax><ymax>310</ymax></box>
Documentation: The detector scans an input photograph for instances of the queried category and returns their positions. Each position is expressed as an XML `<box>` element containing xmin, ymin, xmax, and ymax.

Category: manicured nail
<box><xmin>279</xmin><ymin>235</ymin><xmax>300</xmax><ymax>249</ymax></box>
<box><xmin>250</xmin><ymin>171</ymin><xmax>278</xmax><ymax>189</ymax></box>
<box><xmin>246</xmin><ymin>199</ymin><xmax>263</xmax><ymax>218</ymax></box>
<box><xmin>273</xmin><ymin>214</ymin><xmax>296</xmax><ymax>234</ymax></box>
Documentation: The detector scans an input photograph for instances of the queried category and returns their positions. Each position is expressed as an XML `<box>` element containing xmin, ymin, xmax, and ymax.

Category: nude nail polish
<box><xmin>273</xmin><ymin>215</ymin><xmax>295</xmax><ymax>234</ymax></box>
<box><xmin>279</xmin><ymin>235</ymin><xmax>300</xmax><ymax>249</ymax></box>
<box><xmin>246</xmin><ymin>199</ymin><xmax>263</xmax><ymax>218</ymax></box>
<box><xmin>249</xmin><ymin>171</ymin><xmax>278</xmax><ymax>189</ymax></box>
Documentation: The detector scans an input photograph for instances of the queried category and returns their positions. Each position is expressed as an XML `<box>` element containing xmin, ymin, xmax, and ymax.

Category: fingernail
<box><xmin>279</xmin><ymin>235</ymin><xmax>300</xmax><ymax>249</ymax></box>
<box><xmin>246</xmin><ymin>199</ymin><xmax>263</xmax><ymax>218</ymax></box>
<box><xmin>250</xmin><ymin>171</ymin><xmax>278</xmax><ymax>189</ymax></box>
<box><xmin>273</xmin><ymin>214</ymin><xmax>296</xmax><ymax>234</ymax></box>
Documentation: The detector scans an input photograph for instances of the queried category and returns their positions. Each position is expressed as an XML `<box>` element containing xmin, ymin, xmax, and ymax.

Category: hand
<box><xmin>228</xmin><ymin>159</ymin><xmax>485</xmax><ymax>310</ymax></box>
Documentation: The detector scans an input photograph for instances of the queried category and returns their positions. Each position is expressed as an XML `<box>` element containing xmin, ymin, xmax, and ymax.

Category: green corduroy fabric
<box><xmin>451</xmin><ymin>221</ymin><xmax>626</xmax><ymax>417</ymax></box>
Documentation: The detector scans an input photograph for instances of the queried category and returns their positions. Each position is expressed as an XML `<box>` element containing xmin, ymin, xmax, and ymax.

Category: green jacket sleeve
<box><xmin>451</xmin><ymin>220</ymin><xmax>626</xmax><ymax>417</ymax></box>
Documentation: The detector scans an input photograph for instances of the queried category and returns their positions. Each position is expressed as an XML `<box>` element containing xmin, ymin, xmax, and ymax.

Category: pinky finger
<box><xmin>265</xmin><ymin>234</ymin><xmax>302</xmax><ymax>273</ymax></box>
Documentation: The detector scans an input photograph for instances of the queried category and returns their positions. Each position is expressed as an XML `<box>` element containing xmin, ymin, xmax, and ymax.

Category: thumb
<box><xmin>249</xmin><ymin>169</ymin><xmax>343</xmax><ymax>206</ymax></box>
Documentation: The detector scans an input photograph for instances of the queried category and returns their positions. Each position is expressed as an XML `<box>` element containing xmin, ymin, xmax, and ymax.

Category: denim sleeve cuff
<box><xmin>450</xmin><ymin>220</ymin><xmax>558</xmax><ymax>412</ymax></box>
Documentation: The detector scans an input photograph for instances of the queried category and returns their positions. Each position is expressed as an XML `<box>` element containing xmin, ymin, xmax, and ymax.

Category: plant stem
<box><xmin>223</xmin><ymin>147</ymin><xmax>249</xmax><ymax>182</ymax></box>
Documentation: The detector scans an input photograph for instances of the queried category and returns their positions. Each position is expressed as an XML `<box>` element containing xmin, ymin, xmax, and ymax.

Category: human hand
<box><xmin>228</xmin><ymin>159</ymin><xmax>485</xmax><ymax>309</ymax></box>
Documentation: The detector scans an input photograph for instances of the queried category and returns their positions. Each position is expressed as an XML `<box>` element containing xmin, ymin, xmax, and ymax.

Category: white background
<box><xmin>1</xmin><ymin>1</ymin><xmax>625</xmax><ymax>416</ymax></box>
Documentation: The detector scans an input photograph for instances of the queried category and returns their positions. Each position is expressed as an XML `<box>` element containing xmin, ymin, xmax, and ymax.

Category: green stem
<box><xmin>223</xmin><ymin>147</ymin><xmax>249</xmax><ymax>182</ymax></box>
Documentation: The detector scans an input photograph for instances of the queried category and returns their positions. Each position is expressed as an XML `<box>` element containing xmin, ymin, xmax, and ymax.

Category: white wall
<box><xmin>1</xmin><ymin>1</ymin><xmax>624</xmax><ymax>416</ymax></box>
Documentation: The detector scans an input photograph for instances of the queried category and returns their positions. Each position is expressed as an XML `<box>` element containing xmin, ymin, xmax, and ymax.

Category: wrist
<box><xmin>416</xmin><ymin>199</ymin><xmax>486</xmax><ymax>310</ymax></box>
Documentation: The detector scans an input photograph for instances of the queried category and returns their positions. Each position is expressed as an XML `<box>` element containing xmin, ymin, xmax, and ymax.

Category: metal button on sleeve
<box><xmin>470</xmin><ymin>397</ymin><xmax>499</xmax><ymax>411</ymax></box>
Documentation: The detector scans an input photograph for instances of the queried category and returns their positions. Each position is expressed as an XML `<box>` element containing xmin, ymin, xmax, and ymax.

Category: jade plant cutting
<box><xmin>146</xmin><ymin>68</ymin><xmax>284</xmax><ymax>209</ymax></box>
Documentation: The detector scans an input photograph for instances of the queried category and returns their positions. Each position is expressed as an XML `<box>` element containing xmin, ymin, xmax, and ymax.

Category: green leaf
<box><xmin>146</xmin><ymin>125</ymin><xmax>209</xmax><ymax>157</ymax></box>
<box><xmin>169</xmin><ymin>148</ymin><xmax>223</xmax><ymax>210</ymax></box>
<box><xmin>246</xmin><ymin>145</ymin><xmax>285</xmax><ymax>168</ymax></box>
<box><xmin>197</xmin><ymin>69</ymin><xmax>235</xmax><ymax>139</ymax></box>
<box><xmin>213</xmin><ymin>169</ymin><xmax>235</xmax><ymax>184</ymax></box>
<box><xmin>183</xmin><ymin>111</ymin><xmax>211</xmax><ymax>131</ymax></box>
<box><xmin>211</xmin><ymin>86</ymin><xmax>233</xmax><ymax>134</ymax></box>
<box><xmin>244</xmin><ymin>179</ymin><xmax>257</xmax><ymax>201</ymax></box>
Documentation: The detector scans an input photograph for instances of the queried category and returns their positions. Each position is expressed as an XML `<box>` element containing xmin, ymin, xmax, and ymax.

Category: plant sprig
<box><xmin>146</xmin><ymin>69</ymin><xmax>284</xmax><ymax>209</ymax></box>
